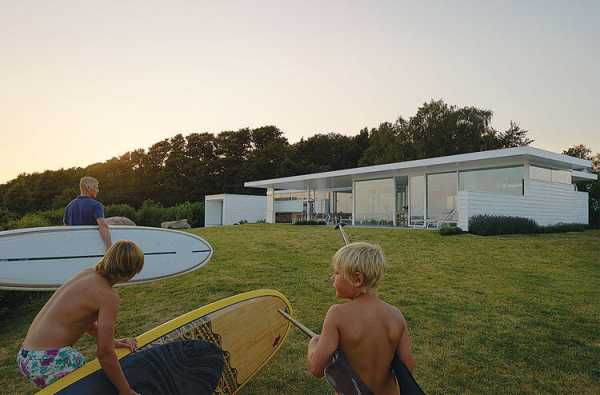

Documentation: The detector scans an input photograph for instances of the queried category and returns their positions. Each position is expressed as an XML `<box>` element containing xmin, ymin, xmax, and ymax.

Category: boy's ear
<box><xmin>352</xmin><ymin>272</ymin><xmax>365</xmax><ymax>287</ymax></box>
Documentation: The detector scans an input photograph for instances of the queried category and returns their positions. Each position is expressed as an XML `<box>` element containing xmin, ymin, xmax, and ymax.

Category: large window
<box><xmin>333</xmin><ymin>191</ymin><xmax>353</xmax><ymax>224</ymax></box>
<box><xmin>427</xmin><ymin>172</ymin><xmax>457</xmax><ymax>222</ymax></box>
<box><xmin>529</xmin><ymin>166</ymin><xmax>571</xmax><ymax>184</ymax></box>
<box><xmin>274</xmin><ymin>191</ymin><xmax>306</xmax><ymax>201</ymax></box>
<box><xmin>459</xmin><ymin>166</ymin><xmax>523</xmax><ymax>195</ymax></box>
<box><xmin>354</xmin><ymin>179</ymin><xmax>394</xmax><ymax>226</ymax></box>
<box><xmin>409</xmin><ymin>176</ymin><xmax>425</xmax><ymax>226</ymax></box>
<box><xmin>334</xmin><ymin>192</ymin><xmax>353</xmax><ymax>214</ymax></box>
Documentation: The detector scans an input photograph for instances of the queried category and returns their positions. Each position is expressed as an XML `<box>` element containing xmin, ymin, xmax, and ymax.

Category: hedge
<box><xmin>293</xmin><ymin>220</ymin><xmax>327</xmax><ymax>225</ymax></box>
<box><xmin>468</xmin><ymin>215</ymin><xmax>587</xmax><ymax>236</ymax></box>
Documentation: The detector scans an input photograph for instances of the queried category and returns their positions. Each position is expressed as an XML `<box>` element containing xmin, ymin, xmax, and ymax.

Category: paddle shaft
<box><xmin>278</xmin><ymin>309</ymin><xmax>317</xmax><ymax>338</ymax></box>
<box><xmin>335</xmin><ymin>223</ymin><xmax>350</xmax><ymax>246</ymax></box>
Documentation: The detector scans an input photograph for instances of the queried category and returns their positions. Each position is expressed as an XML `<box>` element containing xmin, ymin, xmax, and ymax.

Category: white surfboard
<box><xmin>0</xmin><ymin>226</ymin><xmax>213</xmax><ymax>291</ymax></box>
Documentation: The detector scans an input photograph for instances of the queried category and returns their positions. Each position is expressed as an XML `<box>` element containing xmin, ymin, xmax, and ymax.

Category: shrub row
<box><xmin>293</xmin><ymin>220</ymin><xmax>327</xmax><ymax>225</ymax></box>
<box><xmin>439</xmin><ymin>225</ymin><xmax>464</xmax><ymax>236</ymax></box>
<box><xmin>468</xmin><ymin>215</ymin><xmax>587</xmax><ymax>236</ymax></box>
<box><xmin>0</xmin><ymin>200</ymin><xmax>204</xmax><ymax>230</ymax></box>
<box><xmin>127</xmin><ymin>200</ymin><xmax>204</xmax><ymax>228</ymax></box>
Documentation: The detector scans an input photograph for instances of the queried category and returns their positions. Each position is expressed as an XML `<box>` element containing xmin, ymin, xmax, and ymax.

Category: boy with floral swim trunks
<box><xmin>17</xmin><ymin>240</ymin><xmax>144</xmax><ymax>394</ymax></box>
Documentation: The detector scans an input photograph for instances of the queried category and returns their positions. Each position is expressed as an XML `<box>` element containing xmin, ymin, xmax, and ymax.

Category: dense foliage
<box><xmin>0</xmin><ymin>202</ymin><xmax>204</xmax><ymax>230</ymax></box>
<box><xmin>0</xmin><ymin>100</ymin><xmax>532</xmax><ymax>215</ymax></box>
<box><xmin>563</xmin><ymin>145</ymin><xmax>600</xmax><ymax>228</ymax></box>
<box><xmin>469</xmin><ymin>215</ymin><xmax>587</xmax><ymax>236</ymax></box>
<box><xmin>1</xmin><ymin>100</ymin><xmax>597</xmax><ymax>227</ymax></box>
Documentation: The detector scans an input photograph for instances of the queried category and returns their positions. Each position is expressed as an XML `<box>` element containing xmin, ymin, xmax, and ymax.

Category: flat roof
<box><xmin>205</xmin><ymin>193</ymin><xmax>265</xmax><ymax>200</ymax></box>
<box><xmin>244</xmin><ymin>146</ymin><xmax>595</xmax><ymax>190</ymax></box>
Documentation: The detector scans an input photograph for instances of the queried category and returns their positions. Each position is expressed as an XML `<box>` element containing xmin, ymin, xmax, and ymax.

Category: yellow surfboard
<box><xmin>40</xmin><ymin>289</ymin><xmax>292</xmax><ymax>394</ymax></box>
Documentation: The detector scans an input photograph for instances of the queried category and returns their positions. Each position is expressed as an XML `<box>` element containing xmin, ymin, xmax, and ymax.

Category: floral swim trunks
<box><xmin>17</xmin><ymin>345</ymin><xmax>86</xmax><ymax>388</ymax></box>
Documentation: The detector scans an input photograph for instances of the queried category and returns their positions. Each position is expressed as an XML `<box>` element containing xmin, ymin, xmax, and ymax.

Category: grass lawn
<box><xmin>1</xmin><ymin>225</ymin><xmax>599</xmax><ymax>394</ymax></box>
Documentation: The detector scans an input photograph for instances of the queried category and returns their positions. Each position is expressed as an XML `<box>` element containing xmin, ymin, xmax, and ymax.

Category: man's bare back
<box><xmin>23</xmin><ymin>268</ymin><xmax>116</xmax><ymax>350</ymax></box>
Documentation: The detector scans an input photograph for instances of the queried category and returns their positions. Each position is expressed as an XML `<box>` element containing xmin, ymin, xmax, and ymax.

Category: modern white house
<box><xmin>237</xmin><ymin>147</ymin><xmax>596</xmax><ymax>230</ymax></box>
<box><xmin>204</xmin><ymin>194</ymin><xmax>266</xmax><ymax>226</ymax></box>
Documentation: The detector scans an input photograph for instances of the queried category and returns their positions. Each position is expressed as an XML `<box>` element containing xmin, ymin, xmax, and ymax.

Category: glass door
<box><xmin>409</xmin><ymin>175</ymin><xmax>425</xmax><ymax>227</ymax></box>
<box><xmin>395</xmin><ymin>176</ymin><xmax>408</xmax><ymax>227</ymax></box>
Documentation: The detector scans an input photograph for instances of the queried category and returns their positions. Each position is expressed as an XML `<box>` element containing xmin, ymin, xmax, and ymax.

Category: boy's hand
<box><xmin>309</xmin><ymin>335</ymin><xmax>320</xmax><ymax>347</ymax></box>
<box><xmin>114</xmin><ymin>337</ymin><xmax>137</xmax><ymax>352</ymax></box>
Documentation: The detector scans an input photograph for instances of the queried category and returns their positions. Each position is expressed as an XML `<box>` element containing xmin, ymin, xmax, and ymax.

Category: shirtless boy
<box><xmin>17</xmin><ymin>240</ymin><xmax>144</xmax><ymax>394</ymax></box>
<box><xmin>307</xmin><ymin>242</ymin><xmax>416</xmax><ymax>395</ymax></box>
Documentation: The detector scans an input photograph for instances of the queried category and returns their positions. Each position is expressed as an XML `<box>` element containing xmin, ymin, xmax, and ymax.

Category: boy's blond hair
<box><xmin>80</xmin><ymin>176</ymin><xmax>99</xmax><ymax>191</ymax></box>
<box><xmin>95</xmin><ymin>240</ymin><xmax>144</xmax><ymax>284</ymax></box>
<box><xmin>332</xmin><ymin>242</ymin><xmax>385</xmax><ymax>289</ymax></box>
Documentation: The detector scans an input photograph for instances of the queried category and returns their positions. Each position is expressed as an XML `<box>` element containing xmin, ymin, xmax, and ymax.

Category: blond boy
<box><xmin>307</xmin><ymin>242</ymin><xmax>416</xmax><ymax>395</ymax></box>
<box><xmin>18</xmin><ymin>240</ymin><xmax>144</xmax><ymax>394</ymax></box>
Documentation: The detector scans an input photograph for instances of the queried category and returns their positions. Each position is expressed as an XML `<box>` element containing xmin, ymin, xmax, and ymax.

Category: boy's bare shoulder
<box><xmin>324</xmin><ymin>303</ymin><xmax>348</xmax><ymax>321</ymax></box>
<box><xmin>381</xmin><ymin>301</ymin><xmax>408</xmax><ymax>326</ymax></box>
<box><xmin>83</xmin><ymin>272</ymin><xmax>119</xmax><ymax>303</ymax></box>
<box><xmin>326</xmin><ymin>303</ymin><xmax>346</xmax><ymax>315</ymax></box>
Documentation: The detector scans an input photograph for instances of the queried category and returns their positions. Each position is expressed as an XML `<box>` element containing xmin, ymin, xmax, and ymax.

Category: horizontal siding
<box><xmin>457</xmin><ymin>180</ymin><xmax>588</xmax><ymax>230</ymax></box>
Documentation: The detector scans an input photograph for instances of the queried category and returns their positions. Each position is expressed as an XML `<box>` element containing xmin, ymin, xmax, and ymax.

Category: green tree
<box><xmin>564</xmin><ymin>144</ymin><xmax>599</xmax><ymax>227</ymax></box>
<box><xmin>214</xmin><ymin>129</ymin><xmax>252</xmax><ymax>193</ymax></box>
<box><xmin>162</xmin><ymin>134</ymin><xmax>188</xmax><ymax>205</ymax></box>
<box><xmin>185</xmin><ymin>132</ymin><xmax>218</xmax><ymax>201</ymax></box>
<box><xmin>246</xmin><ymin>126</ymin><xmax>291</xmax><ymax>183</ymax></box>
<box><xmin>291</xmin><ymin>132</ymin><xmax>364</xmax><ymax>173</ymax></box>
<box><xmin>497</xmin><ymin>121</ymin><xmax>534</xmax><ymax>148</ymax></box>
<box><xmin>143</xmin><ymin>139</ymin><xmax>172</xmax><ymax>201</ymax></box>
<box><xmin>563</xmin><ymin>144</ymin><xmax>593</xmax><ymax>160</ymax></box>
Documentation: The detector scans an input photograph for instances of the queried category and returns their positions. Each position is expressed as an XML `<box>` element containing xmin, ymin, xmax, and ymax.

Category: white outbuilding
<box><xmin>204</xmin><ymin>194</ymin><xmax>266</xmax><ymax>226</ymax></box>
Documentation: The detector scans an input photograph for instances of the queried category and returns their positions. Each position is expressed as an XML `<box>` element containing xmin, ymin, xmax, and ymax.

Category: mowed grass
<box><xmin>1</xmin><ymin>225</ymin><xmax>599</xmax><ymax>394</ymax></box>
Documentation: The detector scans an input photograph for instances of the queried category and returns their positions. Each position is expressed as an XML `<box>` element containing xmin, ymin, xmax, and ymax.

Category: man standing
<box><xmin>64</xmin><ymin>176</ymin><xmax>112</xmax><ymax>249</ymax></box>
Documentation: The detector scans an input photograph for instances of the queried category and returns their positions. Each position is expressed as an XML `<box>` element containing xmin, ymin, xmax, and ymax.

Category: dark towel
<box><xmin>324</xmin><ymin>349</ymin><xmax>426</xmax><ymax>395</ymax></box>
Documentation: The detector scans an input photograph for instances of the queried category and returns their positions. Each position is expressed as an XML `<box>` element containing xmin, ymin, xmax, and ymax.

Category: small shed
<box><xmin>204</xmin><ymin>194</ymin><xmax>266</xmax><ymax>226</ymax></box>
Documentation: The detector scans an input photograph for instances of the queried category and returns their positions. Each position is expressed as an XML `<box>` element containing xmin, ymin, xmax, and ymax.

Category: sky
<box><xmin>1</xmin><ymin>0</ymin><xmax>599</xmax><ymax>184</ymax></box>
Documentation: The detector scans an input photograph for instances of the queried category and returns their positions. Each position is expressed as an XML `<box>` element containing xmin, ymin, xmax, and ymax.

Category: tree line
<box><xmin>1</xmin><ymin>99</ymin><xmax>598</xmax><ymax>226</ymax></box>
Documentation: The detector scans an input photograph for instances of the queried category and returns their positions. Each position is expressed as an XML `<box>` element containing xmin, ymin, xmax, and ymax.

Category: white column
<box><xmin>523</xmin><ymin>159</ymin><xmax>530</xmax><ymax>196</ymax></box>
<box><xmin>393</xmin><ymin>177</ymin><xmax>397</xmax><ymax>227</ymax></box>
<box><xmin>352</xmin><ymin>181</ymin><xmax>356</xmax><ymax>226</ymax></box>
<box><xmin>266</xmin><ymin>188</ymin><xmax>275</xmax><ymax>223</ymax></box>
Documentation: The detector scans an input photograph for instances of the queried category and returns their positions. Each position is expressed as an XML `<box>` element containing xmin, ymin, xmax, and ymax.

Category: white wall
<box><xmin>222</xmin><ymin>195</ymin><xmax>266</xmax><ymax>225</ymax></box>
<box><xmin>205</xmin><ymin>199</ymin><xmax>223</xmax><ymax>226</ymax></box>
<box><xmin>457</xmin><ymin>179</ymin><xmax>588</xmax><ymax>230</ymax></box>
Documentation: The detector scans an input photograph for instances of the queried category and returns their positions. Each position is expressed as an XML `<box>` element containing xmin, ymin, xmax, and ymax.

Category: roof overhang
<box><xmin>244</xmin><ymin>146</ymin><xmax>594</xmax><ymax>190</ymax></box>
<box><xmin>571</xmin><ymin>170</ymin><xmax>598</xmax><ymax>182</ymax></box>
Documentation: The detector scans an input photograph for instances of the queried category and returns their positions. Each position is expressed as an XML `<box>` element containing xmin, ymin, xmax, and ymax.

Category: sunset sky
<box><xmin>1</xmin><ymin>1</ymin><xmax>599</xmax><ymax>184</ymax></box>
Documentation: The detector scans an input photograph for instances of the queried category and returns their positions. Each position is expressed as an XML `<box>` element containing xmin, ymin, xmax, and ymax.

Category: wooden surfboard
<box><xmin>0</xmin><ymin>226</ymin><xmax>213</xmax><ymax>290</ymax></box>
<box><xmin>39</xmin><ymin>289</ymin><xmax>293</xmax><ymax>395</ymax></box>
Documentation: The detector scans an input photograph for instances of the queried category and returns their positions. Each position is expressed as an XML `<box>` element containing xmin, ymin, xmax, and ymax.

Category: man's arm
<box><xmin>97</xmin><ymin>217</ymin><xmax>112</xmax><ymax>250</ymax></box>
<box><xmin>397</xmin><ymin>315</ymin><xmax>416</xmax><ymax>373</ymax></box>
<box><xmin>307</xmin><ymin>305</ymin><xmax>341</xmax><ymax>377</ymax></box>
<box><xmin>96</xmin><ymin>292</ymin><xmax>137</xmax><ymax>395</ymax></box>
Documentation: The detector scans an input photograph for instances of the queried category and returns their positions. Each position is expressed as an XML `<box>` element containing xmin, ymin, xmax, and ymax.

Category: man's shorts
<box><xmin>17</xmin><ymin>345</ymin><xmax>86</xmax><ymax>388</ymax></box>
